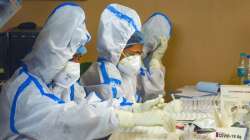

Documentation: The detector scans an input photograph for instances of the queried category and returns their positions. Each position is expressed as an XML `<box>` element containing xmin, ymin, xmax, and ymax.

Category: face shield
<box><xmin>71</xmin><ymin>20</ymin><xmax>91</xmax><ymax>63</ymax></box>
<box><xmin>120</xmin><ymin>31</ymin><xmax>144</xmax><ymax>60</ymax></box>
<box><xmin>125</xmin><ymin>31</ymin><xmax>144</xmax><ymax>48</ymax></box>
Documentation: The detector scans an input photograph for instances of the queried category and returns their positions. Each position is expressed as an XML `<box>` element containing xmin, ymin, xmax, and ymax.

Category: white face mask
<box><xmin>117</xmin><ymin>55</ymin><xmax>142</xmax><ymax>76</ymax></box>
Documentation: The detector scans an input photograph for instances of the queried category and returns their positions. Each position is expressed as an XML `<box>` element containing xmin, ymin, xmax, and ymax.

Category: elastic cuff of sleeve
<box><xmin>114</xmin><ymin>110</ymin><xmax>135</xmax><ymax>128</ymax></box>
<box><xmin>132</xmin><ymin>103</ymin><xmax>143</xmax><ymax>113</ymax></box>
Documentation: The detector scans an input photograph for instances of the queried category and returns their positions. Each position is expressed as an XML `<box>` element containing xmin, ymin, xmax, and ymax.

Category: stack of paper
<box><xmin>174</xmin><ymin>86</ymin><xmax>218</xmax><ymax>98</ymax></box>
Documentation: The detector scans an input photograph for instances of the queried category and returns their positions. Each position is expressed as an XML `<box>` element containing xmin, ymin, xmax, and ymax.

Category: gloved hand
<box><xmin>163</xmin><ymin>116</ymin><xmax>184</xmax><ymax>140</ymax></box>
<box><xmin>167</xmin><ymin>130</ymin><xmax>184</xmax><ymax>140</ymax></box>
<box><xmin>163</xmin><ymin>99</ymin><xmax>183</xmax><ymax>113</ymax></box>
<box><xmin>242</xmin><ymin>105</ymin><xmax>250</xmax><ymax>122</ymax></box>
<box><xmin>149</xmin><ymin>36</ymin><xmax>169</xmax><ymax>69</ymax></box>
<box><xmin>114</xmin><ymin>109</ymin><xmax>170</xmax><ymax>128</ymax></box>
<box><xmin>132</xmin><ymin>95</ymin><xmax>165</xmax><ymax>113</ymax></box>
<box><xmin>214</xmin><ymin>108</ymin><xmax>233</xmax><ymax>128</ymax></box>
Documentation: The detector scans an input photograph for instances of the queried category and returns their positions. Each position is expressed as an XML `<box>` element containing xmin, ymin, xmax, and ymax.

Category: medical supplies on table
<box><xmin>109</xmin><ymin>85</ymin><xmax>250</xmax><ymax>140</ymax></box>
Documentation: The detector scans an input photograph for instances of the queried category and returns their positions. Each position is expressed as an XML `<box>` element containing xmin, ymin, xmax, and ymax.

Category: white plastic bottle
<box><xmin>237</xmin><ymin>53</ymin><xmax>247</xmax><ymax>85</ymax></box>
<box><xmin>244</xmin><ymin>55</ymin><xmax>250</xmax><ymax>85</ymax></box>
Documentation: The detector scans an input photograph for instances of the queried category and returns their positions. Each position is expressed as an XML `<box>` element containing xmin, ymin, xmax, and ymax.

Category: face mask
<box><xmin>76</xmin><ymin>44</ymin><xmax>87</xmax><ymax>55</ymax></box>
<box><xmin>72</xmin><ymin>22</ymin><xmax>91</xmax><ymax>56</ymax></box>
<box><xmin>117</xmin><ymin>55</ymin><xmax>142</xmax><ymax>76</ymax></box>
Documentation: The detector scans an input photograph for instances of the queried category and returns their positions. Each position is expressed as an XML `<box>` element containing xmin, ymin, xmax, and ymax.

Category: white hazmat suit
<box><xmin>138</xmin><ymin>12</ymin><xmax>172</xmax><ymax>101</ymax></box>
<box><xmin>0</xmin><ymin>3</ymin><xmax>173</xmax><ymax>140</ymax></box>
<box><xmin>81</xmin><ymin>3</ymin><xmax>166</xmax><ymax>112</ymax></box>
<box><xmin>81</xmin><ymin>3</ymin><xmax>142</xmax><ymax>106</ymax></box>
<box><xmin>0</xmin><ymin>3</ymin><xmax>118</xmax><ymax>140</ymax></box>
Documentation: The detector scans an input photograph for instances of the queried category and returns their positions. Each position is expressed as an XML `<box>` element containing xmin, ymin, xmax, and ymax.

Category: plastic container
<box><xmin>237</xmin><ymin>53</ymin><xmax>248</xmax><ymax>84</ymax></box>
<box><xmin>244</xmin><ymin>55</ymin><xmax>250</xmax><ymax>85</ymax></box>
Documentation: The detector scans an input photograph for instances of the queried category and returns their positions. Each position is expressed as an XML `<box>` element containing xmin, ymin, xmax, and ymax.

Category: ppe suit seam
<box><xmin>70</xmin><ymin>84</ymin><xmax>75</xmax><ymax>101</ymax></box>
<box><xmin>48</xmin><ymin>2</ymin><xmax>80</xmax><ymax>17</ymax></box>
<box><xmin>10</xmin><ymin>77</ymin><xmax>32</xmax><ymax>134</ymax></box>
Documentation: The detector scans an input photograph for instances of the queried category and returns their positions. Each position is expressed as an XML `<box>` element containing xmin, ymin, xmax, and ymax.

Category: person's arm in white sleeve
<box><xmin>139</xmin><ymin>64</ymin><xmax>166</xmax><ymax>101</ymax></box>
<box><xmin>140</xmin><ymin>12</ymin><xmax>172</xmax><ymax>101</ymax></box>
<box><xmin>139</xmin><ymin>37</ymin><xmax>168</xmax><ymax>101</ymax></box>
<box><xmin>15</xmin><ymin>84</ymin><xmax>118</xmax><ymax>140</ymax></box>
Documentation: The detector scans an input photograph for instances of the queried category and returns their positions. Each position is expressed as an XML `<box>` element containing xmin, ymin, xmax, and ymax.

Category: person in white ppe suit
<box><xmin>110</xmin><ymin>12</ymin><xmax>172</xmax><ymax>103</ymax></box>
<box><xmin>81</xmin><ymin>3</ymin><xmax>164</xmax><ymax>111</ymax></box>
<box><xmin>134</xmin><ymin>12</ymin><xmax>172</xmax><ymax>101</ymax></box>
<box><xmin>135</xmin><ymin>13</ymin><xmax>184</xmax><ymax>119</ymax></box>
<box><xmin>0</xmin><ymin>3</ymin><xmax>171</xmax><ymax>140</ymax></box>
